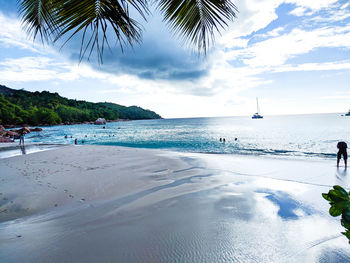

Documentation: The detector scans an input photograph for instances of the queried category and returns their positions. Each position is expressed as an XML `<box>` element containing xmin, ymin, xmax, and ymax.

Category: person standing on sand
<box><xmin>337</xmin><ymin>141</ymin><xmax>347</xmax><ymax>168</ymax></box>
<box><xmin>19</xmin><ymin>130</ymin><xmax>25</xmax><ymax>145</ymax></box>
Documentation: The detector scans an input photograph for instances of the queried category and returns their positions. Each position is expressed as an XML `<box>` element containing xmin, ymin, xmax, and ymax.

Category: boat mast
<box><xmin>256</xmin><ymin>97</ymin><xmax>260</xmax><ymax>114</ymax></box>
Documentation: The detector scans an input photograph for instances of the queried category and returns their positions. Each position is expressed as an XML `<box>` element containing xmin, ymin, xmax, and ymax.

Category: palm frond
<box><xmin>157</xmin><ymin>0</ymin><xmax>237</xmax><ymax>53</ymax></box>
<box><xmin>18</xmin><ymin>0</ymin><xmax>59</xmax><ymax>43</ymax></box>
<box><xmin>18</xmin><ymin>0</ymin><xmax>237</xmax><ymax>61</ymax></box>
<box><xmin>18</xmin><ymin>0</ymin><xmax>149</xmax><ymax>63</ymax></box>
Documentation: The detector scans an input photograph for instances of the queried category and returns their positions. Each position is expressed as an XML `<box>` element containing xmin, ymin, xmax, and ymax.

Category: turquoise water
<box><xmin>25</xmin><ymin>113</ymin><xmax>349</xmax><ymax>159</ymax></box>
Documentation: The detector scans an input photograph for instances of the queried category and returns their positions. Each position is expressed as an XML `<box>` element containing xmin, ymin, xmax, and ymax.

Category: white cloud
<box><xmin>0</xmin><ymin>1</ymin><xmax>350</xmax><ymax>117</ymax></box>
<box><xmin>321</xmin><ymin>95</ymin><xmax>350</xmax><ymax>100</ymax></box>
<box><xmin>289</xmin><ymin>7</ymin><xmax>309</xmax><ymax>17</ymax></box>
<box><xmin>309</xmin><ymin>6</ymin><xmax>350</xmax><ymax>23</ymax></box>
<box><xmin>0</xmin><ymin>57</ymin><xmax>63</xmax><ymax>82</ymax></box>
<box><xmin>0</xmin><ymin>13</ymin><xmax>41</xmax><ymax>53</ymax></box>
<box><xmin>287</xmin><ymin>0</ymin><xmax>339</xmax><ymax>11</ymax></box>
<box><xmin>0</xmin><ymin>57</ymin><xmax>106</xmax><ymax>82</ymax></box>
<box><xmin>225</xmin><ymin>0</ymin><xmax>281</xmax><ymax>38</ymax></box>
<box><xmin>276</xmin><ymin>60</ymin><xmax>350</xmax><ymax>72</ymax></box>
<box><xmin>263</xmin><ymin>27</ymin><xmax>285</xmax><ymax>37</ymax></box>
<box><xmin>320</xmin><ymin>91</ymin><xmax>350</xmax><ymax>100</ymax></box>
<box><xmin>220</xmin><ymin>0</ymin><xmax>340</xmax><ymax>48</ymax></box>
<box><xmin>219</xmin><ymin>36</ymin><xmax>248</xmax><ymax>49</ymax></box>
<box><xmin>341</xmin><ymin>2</ymin><xmax>350</xmax><ymax>9</ymax></box>
<box><xmin>223</xmin><ymin>24</ymin><xmax>350</xmax><ymax>68</ymax></box>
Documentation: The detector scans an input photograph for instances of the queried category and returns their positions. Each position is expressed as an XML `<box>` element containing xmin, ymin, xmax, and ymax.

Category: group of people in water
<box><xmin>65</xmin><ymin>134</ymin><xmax>104</xmax><ymax>145</ymax></box>
<box><xmin>219</xmin><ymin>137</ymin><xmax>238</xmax><ymax>143</ymax></box>
<box><xmin>64</xmin><ymin>135</ymin><xmax>89</xmax><ymax>145</ymax></box>
<box><xmin>62</xmin><ymin>126</ymin><xmax>108</xmax><ymax>145</ymax></box>
<box><xmin>62</xmin><ymin>135</ymin><xmax>350</xmax><ymax>169</ymax></box>
<box><xmin>14</xmin><ymin>126</ymin><xmax>348</xmax><ymax>168</ymax></box>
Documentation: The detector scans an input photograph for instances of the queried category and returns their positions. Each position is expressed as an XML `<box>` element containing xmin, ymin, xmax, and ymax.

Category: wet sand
<box><xmin>0</xmin><ymin>145</ymin><xmax>350</xmax><ymax>262</ymax></box>
<box><xmin>0</xmin><ymin>143</ymin><xmax>66</xmax><ymax>159</ymax></box>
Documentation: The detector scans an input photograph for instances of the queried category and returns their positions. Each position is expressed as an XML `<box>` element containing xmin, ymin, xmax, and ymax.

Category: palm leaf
<box><xmin>157</xmin><ymin>0</ymin><xmax>237</xmax><ymax>53</ymax></box>
<box><xmin>18</xmin><ymin>0</ymin><xmax>149</xmax><ymax>63</ymax></box>
<box><xmin>54</xmin><ymin>0</ymin><xmax>149</xmax><ymax>63</ymax></box>
<box><xmin>18</xmin><ymin>0</ymin><xmax>237</xmax><ymax>61</ymax></box>
<box><xmin>18</xmin><ymin>0</ymin><xmax>59</xmax><ymax>42</ymax></box>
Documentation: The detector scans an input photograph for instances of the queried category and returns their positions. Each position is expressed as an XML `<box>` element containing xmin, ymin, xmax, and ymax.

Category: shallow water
<box><xmin>0</xmin><ymin>144</ymin><xmax>64</xmax><ymax>159</ymax></box>
<box><xmin>25</xmin><ymin>113</ymin><xmax>349</xmax><ymax>159</ymax></box>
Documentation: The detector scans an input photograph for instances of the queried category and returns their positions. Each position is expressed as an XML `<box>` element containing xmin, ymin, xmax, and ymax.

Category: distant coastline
<box><xmin>2</xmin><ymin>118</ymin><xmax>133</xmax><ymax>129</ymax></box>
<box><xmin>0</xmin><ymin>84</ymin><xmax>162</xmax><ymax>127</ymax></box>
<box><xmin>0</xmin><ymin>117</ymin><xmax>149</xmax><ymax>143</ymax></box>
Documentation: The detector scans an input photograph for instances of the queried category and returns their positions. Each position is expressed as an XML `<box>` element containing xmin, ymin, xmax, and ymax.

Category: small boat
<box><xmin>345</xmin><ymin>110</ymin><xmax>350</xmax><ymax>116</ymax></box>
<box><xmin>252</xmin><ymin>98</ymin><xmax>263</xmax><ymax>119</ymax></box>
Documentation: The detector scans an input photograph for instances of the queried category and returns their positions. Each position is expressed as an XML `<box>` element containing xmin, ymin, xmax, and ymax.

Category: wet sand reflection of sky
<box><xmin>256</xmin><ymin>190</ymin><xmax>314</xmax><ymax>220</ymax></box>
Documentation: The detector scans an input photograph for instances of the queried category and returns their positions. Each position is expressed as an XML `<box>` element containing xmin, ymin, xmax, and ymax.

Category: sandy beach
<box><xmin>1</xmin><ymin>145</ymin><xmax>350</xmax><ymax>262</ymax></box>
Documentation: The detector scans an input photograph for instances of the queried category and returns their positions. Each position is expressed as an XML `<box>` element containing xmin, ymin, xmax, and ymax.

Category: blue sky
<box><xmin>0</xmin><ymin>0</ymin><xmax>350</xmax><ymax>118</ymax></box>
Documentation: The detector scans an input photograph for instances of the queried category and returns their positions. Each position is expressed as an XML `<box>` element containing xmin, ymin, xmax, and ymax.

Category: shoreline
<box><xmin>0</xmin><ymin>142</ymin><xmax>339</xmax><ymax>162</ymax></box>
<box><xmin>0</xmin><ymin>141</ymin><xmax>338</xmax><ymax>162</ymax></box>
<box><xmin>2</xmin><ymin>114</ymin><xmax>343</xmax><ymax>162</ymax></box>
<box><xmin>0</xmin><ymin>143</ymin><xmax>68</xmax><ymax>159</ymax></box>
<box><xmin>1</xmin><ymin>118</ymin><xmax>154</xmax><ymax>129</ymax></box>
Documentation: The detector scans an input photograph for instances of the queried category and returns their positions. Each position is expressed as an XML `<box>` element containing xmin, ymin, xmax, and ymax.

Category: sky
<box><xmin>0</xmin><ymin>0</ymin><xmax>350</xmax><ymax>118</ymax></box>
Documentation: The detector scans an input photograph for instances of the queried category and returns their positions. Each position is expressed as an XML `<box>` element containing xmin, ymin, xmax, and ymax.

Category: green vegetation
<box><xmin>322</xmin><ymin>185</ymin><xmax>350</xmax><ymax>243</ymax></box>
<box><xmin>0</xmin><ymin>85</ymin><xmax>161</xmax><ymax>126</ymax></box>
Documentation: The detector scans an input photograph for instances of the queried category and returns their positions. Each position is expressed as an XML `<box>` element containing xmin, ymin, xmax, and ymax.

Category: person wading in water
<box><xmin>337</xmin><ymin>141</ymin><xmax>348</xmax><ymax>168</ymax></box>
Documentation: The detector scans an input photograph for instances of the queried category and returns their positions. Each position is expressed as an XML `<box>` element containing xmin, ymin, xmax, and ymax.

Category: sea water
<box><xmin>24</xmin><ymin>113</ymin><xmax>348</xmax><ymax>159</ymax></box>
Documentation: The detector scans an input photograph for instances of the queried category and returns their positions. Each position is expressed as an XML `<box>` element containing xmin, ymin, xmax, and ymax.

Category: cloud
<box><xmin>308</xmin><ymin>4</ymin><xmax>350</xmax><ymax>23</ymax></box>
<box><xmin>52</xmin><ymin>8</ymin><xmax>210</xmax><ymax>82</ymax></box>
<box><xmin>0</xmin><ymin>5</ymin><xmax>209</xmax><ymax>82</ymax></box>
<box><xmin>1</xmin><ymin>0</ymin><xmax>350</xmax><ymax>118</ymax></box>
<box><xmin>0</xmin><ymin>56</ymin><xmax>110</xmax><ymax>83</ymax></box>
<box><xmin>220</xmin><ymin>0</ymin><xmax>340</xmax><ymax>47</ymax></box>
<box><xmin>223</xmin><ymin>22</ymin><xmax>350</xmax><ymax>69</ymax></box>
<box><xmin>0</xmin><ymin>57</ymin><xmax>68</xmax><ymax>82</ymax></box>
<box><xmin>321</xmin><ymin>95</ymin><xmax>350</xmax><ymax>100</ymax></box>
<box><xmin>2</xmin><ymin>0</ymin><xmax>344</xmax><ymax>86</ymax></box>
<box><xmin>320</xmin><ymin>91</ymin><xmax>350</xmax><ymax>100</ymax></box>
<box><xmin>95</xmin><ymin>43</ymin><xmax>209</xmax><ymax>81</ymax></box>
<box><xmin>224</xmin><ymin>0</ymin><xmax>281</xmax><ymax>38</ymax></box>
<box><xmin>276</xmin><ymin>60</ymin><xmax>350</xmax><ymax>72</ymax></box>
<box><xmin>287</xmin><ymin>0</ymin><xmax>339</xmax><ymax>11</ymax></box>
<box><xmin>289</xmin><ymin>7</ymin><xmax>310</xmax><ymax>16</ymax></box>
<box><xmin>0</xmin><ymin>13</ymin><xmax>41</xmax><ymax>53</ymax></box>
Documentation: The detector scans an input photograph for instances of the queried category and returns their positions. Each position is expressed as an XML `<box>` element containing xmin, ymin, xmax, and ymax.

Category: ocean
<box><xmin>23</xmin><ymin>113</ymin><xmax>348</xmax><ymax>159</ymax></box>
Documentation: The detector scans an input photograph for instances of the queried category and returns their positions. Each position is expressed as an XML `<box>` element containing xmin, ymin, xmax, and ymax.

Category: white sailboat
<box><xmin>252</xmin><ymin>98</ymin><xmax>263</xmax><ymax>119</ymax></box>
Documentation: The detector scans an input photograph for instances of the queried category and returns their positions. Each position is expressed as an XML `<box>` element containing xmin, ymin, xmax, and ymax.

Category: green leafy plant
<box><xmin>322</xmin><ymin>185</ymin><xmax>350</xmax><ymax>243</ymax></box>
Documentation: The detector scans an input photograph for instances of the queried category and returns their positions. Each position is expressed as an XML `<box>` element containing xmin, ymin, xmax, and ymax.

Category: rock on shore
<box><xmin>95</xmin><ymin>118</ymin><xmax>107</xmax><ymax>125</ymax></box>
<box><xmin>0</xmin><ymin>126</ymin><xmax>42</xmax><ymax>143</ymax></box>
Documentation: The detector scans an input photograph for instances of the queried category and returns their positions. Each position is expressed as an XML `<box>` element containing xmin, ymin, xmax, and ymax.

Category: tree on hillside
<box><xmin>18</xmin><ymin>0</ymin><xmax>237</xmax><ymax>62</ymax></box>
<box><xmin>0</xmin><ymin>87</ymin><xmax>160</xmax><ymax>125</ymax></box>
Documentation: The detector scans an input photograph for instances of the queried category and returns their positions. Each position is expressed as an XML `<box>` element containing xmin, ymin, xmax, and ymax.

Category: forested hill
<box><xmin>0</xmin><ymin>85</ymin><xmax>161</xmax><ymax>126</ymax></box>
